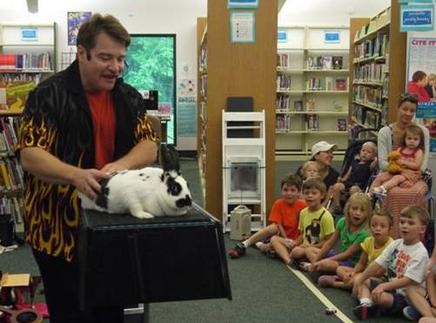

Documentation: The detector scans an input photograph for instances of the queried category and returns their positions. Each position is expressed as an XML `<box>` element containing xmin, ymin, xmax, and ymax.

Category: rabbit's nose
<box><xmin>176</xmin><ymin>195</ymin><xmax>192</xmax><ymax>208</ymax></box>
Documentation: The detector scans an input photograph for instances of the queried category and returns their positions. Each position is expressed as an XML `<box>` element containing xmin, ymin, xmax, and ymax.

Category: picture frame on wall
<box><xmin>68</xmin><ymin>11</ymin><xmax>92</xmax><ymax>46</ymax></box>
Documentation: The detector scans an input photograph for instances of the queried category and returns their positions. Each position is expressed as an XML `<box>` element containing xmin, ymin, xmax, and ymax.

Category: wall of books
<box><xmin>0</xmin><ymin>22</ymin><xmax>57</xmax><ymax>233</ymax></box>
<box><xmin>351</xmin><ymin>8</ymin><xmax>390</xmax><ymax>139</ymax></box>
<box><xmin>276</xmin><ymin>26</ymin><xmax>349</xmax><ymax>157</ymax></box>
<box><xmin>349</xmin><ymin>4</ymin><xmax>406</xmax><ymax>140</ymax></box>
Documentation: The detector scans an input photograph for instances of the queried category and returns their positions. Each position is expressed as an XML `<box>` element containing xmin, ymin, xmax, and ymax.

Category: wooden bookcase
<box><xmin>196</xmin><ymin>0</ymin><xmax>277</xmax><ymax>221</ymax></box>
<box><xmin>0</xmin><ymin>22</ymin><xmax>57</xmax><ymax>233</ymax></box>
<box><xmin>276</xmin><ymin>25</ymin><xmax>350</xmax><ymax>158</ymax></box>
<box><xmin>349</xmin><ymin>2</ymin><xmax>406</xmax><ymax>139</ymax></box>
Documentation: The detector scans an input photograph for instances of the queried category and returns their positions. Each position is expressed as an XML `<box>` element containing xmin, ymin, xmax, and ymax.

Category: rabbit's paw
<box><xmin>133</xmin><ymin>211</ymin><xmax>154</xmax><ymax>219</ymax></box>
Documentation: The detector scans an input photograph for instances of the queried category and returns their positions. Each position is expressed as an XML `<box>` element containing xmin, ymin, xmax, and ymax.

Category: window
<box><xmin>123</xmin><ymin>34</ymin><xmax>176</xmax><ymax>145</ymax></box>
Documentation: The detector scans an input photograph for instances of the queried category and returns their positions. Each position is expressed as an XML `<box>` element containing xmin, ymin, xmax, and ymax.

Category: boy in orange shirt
<box><xmin>228</xmin><ymin>174</ymin><xmax>306</xmax><ymax>258</ymax></box>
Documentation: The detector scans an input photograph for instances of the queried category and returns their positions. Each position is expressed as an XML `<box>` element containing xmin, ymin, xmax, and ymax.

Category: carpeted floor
<box><xmin>1</xmin><ymin>158</ymin><xmax>410</xmax><ymax>322</ymax></box>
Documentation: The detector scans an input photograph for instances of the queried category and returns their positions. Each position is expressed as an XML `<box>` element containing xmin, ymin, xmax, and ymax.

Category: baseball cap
<box><xmin>311</xmin><ymin>141</ymin><xmax>337</xmax><ymax>157</ymax></box>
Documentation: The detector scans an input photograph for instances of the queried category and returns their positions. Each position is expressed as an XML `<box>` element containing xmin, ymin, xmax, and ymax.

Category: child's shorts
<box><xmin>325</xmin><ymin>250</ymin><xmax>354</xmax><ymax>267</ymax></box>
<box><xmin>369</xmin><ymin>278</ymin><xmax>408</xmax><ymax>315</ymax></box>
<box><xmin>284</xmin><ymin>238</ymin><xmax>295</xmax><ymax>249</ymax></box>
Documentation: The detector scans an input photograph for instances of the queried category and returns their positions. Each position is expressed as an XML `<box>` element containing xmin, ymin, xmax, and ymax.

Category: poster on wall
<box><xmin>68</xmin><ymin>12</ymin><xmax>92</xmax><ymax>46</ymax></box>
<box><xmin>406</xmin><ymin>35</ymin><xmax>436</xmax><ymax>153</ymax></box>
<box><xmin>177</xmin><ymin>79</ymin><xmax>197</xmax><ymax>137</ymax></box>
<box><xmin>230</xmin><ymin>11</ymin><xmax>256</xmax><ymax>43</ymax></box>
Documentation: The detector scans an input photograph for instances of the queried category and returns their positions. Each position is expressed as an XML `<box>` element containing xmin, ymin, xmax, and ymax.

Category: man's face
<box><xmin>78</xmin><ymin>32</ymin><xmax>126</xmax><ymax>92</ymax></box>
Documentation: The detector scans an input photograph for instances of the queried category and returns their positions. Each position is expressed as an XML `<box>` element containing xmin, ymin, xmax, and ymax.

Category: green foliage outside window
<box><xmin>124</xmin><ymin>35</ymin><xmax>176</xmax><ymax>144</ymax></box>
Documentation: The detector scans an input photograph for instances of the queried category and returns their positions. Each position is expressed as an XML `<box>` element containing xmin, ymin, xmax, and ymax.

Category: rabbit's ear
<box><xmin>160</xmin><ymin>144</ymin><xmax>180</xmax><ymax>172</ymax></box>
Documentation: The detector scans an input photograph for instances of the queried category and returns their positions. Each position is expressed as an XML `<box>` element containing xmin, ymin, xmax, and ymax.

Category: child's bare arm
<box><xmin>400</xmin><ymin>149</ymin><xmax>423</xmax><ymax>170</ymax></box>
<box><xmin>427</xmin><ymin>274</ymin><xmax>436</xmax><ymax>307</ymax></box>
<box><xmin>278</xmin><ymin>224</ymin><xmax>287</xmax><ymax>238</ymax></box>
<box><xmin>373</xmin><ymin>276</ymin><xmax>417</xmax><ymax>294</ymax></box>
<box><xmin>353</xmin><ymin>251</ymin><xmax>368</xmax><ymax>274</ymax></box>
<box><xmin>339</xmin><ymin>167</ymin><xmax>352</xmax><ymax>183</ymax></box>
<box><xmin>313</xmin><ymin>229</ymin><xmax>339</xmax><ymax>261</ymax></box>
<box><xmin>355</xmin><ymin>262</ymin><xmax>384</xmax><ymax>285</ymax></box>
<box><xmin>327</xmin><ymin>243</ymin><xmax>361</xmax><ymax>262</ymax></box>
<box><xmin>311</xmin><ymin>233</ymin><xmax>334</xmax><ymax>249</ymax></box>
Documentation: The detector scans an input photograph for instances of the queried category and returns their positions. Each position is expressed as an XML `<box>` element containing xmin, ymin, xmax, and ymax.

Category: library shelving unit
<box><xmin>197</xmin><ymin>17</ymin><xmax>207</xmax><ymax>202</ymax></box>
<box><xmin>196</xmin><ymin>0</ymin><xmax>277</xmax><ymax>222</ymax></box>
<box><xmin>276</xmin><ymin>25</ymin><xmax>350</xmax><ymax>159</ymax></box>
<box><xmin>0</xmin><ymin>22</ymin><xmax>57</xmax><ymax>233</ymax></box>
<box><xmin>349</xmin><ymin>2</ymin><xmax>406</xmax><ymax>138</ymax></box>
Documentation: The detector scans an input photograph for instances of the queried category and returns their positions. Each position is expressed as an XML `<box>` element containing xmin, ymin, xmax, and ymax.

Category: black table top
<box><xmin>81</xmin><ymin>202</ymin><xmax>219</xmax><ymax>229</ymax></box>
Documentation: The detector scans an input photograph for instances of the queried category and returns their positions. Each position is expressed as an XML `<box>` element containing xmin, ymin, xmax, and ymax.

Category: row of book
<box><xmin>307</xmin><ymin>56</ymin><xmax>344</xmax><ymax>70</ymax></box>
<box><xmin>354</xmin><ymin>62</ymin><xmax>388</xmax><ymax>84</ymax></box>
<box><xmin>277</xmin><ymin>74</ymin><xmax>291</xmax><ymax>89</ymax></box>
<box><xmin>0</xmin><ymin>197</ymin><xmax>23</xmax><ymax>227</ymax></box>
<box><xmin>353</xmin><ymin>85</ymin><xmax>384</xmax><ymax>108</ymax></box>
<box><xmin>0</xmin><ymin>117</ymin><xmax>19</xmax><ymax>153</ymax></box>
<box><xmin>354</xmin><ymin>7</ymin><xmax>390</xmax><ymax>41</ymax></box>
<box><xmin>276</xmin><ymin>114</ymin><xmax>348</xmax><ymax>132</ymax></box>
<box><xmin>306</xmin><ymin>77</ymin><xmax>347</xmax><ymax>91</ymax></box>
<box><xmin>0</xmin><ymin>53</ymin><xmax>53</xmax><ymax>71</ymax></box>
<box><xmin>354</xmin><ymin>33</ymin><xmax>389</xmax><ymax>60</ymax></box>
<box><xmin>200</xmin><ymin>74</ymin><xmax>207</xmax><ymax>99</ymax></box>
<box><xmin>0</xmin><ymin>157</ymin><xmax>24</xmax><ymax>192</ymax></box>
<box><xmin>352</xmin><ymin>104</ymin><xmax>384</xmax><ymax>129</ymax></box>
<box><xmin>199</xmin><ymin>45</ymin><xmax>207</xmax><ymax>71</ymax></box>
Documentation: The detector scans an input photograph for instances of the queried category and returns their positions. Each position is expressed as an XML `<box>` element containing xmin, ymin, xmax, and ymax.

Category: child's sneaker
<box><xmin>403</xmin><ymin>305</ymin><xmax>421</xmax><ymax>321</ymax></box>
<box><xmin>255</xmin><ymin>241</ymin><xmax>269</xmax><ymax>253</ymax></box>
<box><xmin>353</xmin><ymin>303</ymin><xmax>374</xmax><ymax>320</ymax></box>
<box><xmin>228</xmin><ymin>242</ymin><xmax>246</xmax><ymax>258</ymax></box>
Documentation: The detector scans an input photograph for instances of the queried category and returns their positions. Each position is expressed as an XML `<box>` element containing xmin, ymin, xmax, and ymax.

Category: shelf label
<box><xmin>400</xmin><ymin>4</ymin><xmax>434</xmax><ymax>31</ymax></box>
<box><xmin>324</xmin><ymin>31</ymin><xmax>340</xmax><ymax>44</ymax></box>
<box><xmin>21</xmin><ymin>27</ymin><xmax>38</xmax><ymax>41</ymax></box>
<box><xmin>228</xmin><ymin>0</ymin><xmax>258</xmax><ymax>8</ymax></box>
<box><xmin>230</xmin><ymin>11</ymin><xmax>256</xmax><ymax>43</ymax></box>
<box><xmin>277</xmin><ymin>30</ymin><xmax>288</xmax><ymax>43</ymax></box>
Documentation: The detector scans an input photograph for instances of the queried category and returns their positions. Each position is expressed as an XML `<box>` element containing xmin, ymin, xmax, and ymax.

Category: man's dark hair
<box><xmin>77</xmin><ymin>13</ymin><xmax>131</xmax><ymax>60</ymax></box>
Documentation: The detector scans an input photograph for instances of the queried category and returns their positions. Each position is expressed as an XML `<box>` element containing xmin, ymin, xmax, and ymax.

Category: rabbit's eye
<box><xmin>167</xmin><ymin>177</ymin><xmax>182</xmax><ymax>196</ymax></box>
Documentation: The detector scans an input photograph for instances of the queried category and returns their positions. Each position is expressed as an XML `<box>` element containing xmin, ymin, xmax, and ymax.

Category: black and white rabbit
<box><xmin>79</xmin><ymin>145</ymin><xmax>192</xmax><ymax>219</ymax></box>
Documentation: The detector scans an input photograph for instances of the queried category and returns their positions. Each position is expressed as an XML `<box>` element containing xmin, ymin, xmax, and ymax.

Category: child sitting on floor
<box><xmin>228</xmin><ymin>174</ymin><xmax>306</xmax><ymax>258</ymax></box>
<box><xmin>335</xmin><ymin>208</ymin><xmax>394</xmax><ymax>290</ymax></box>
<box><xmin>352</xmin><ymin>205</ymin><xmax>429</xmax><ymax>320</ymax></box>
<box><xmin>285</xmin><ymin>178</ymin><xmax>335</xmax><ymax>267</ymax></box>
<box><xmin>304</xmin><ymin>193</ymin><xmax>372</xmax><ymax>284</ymax></box>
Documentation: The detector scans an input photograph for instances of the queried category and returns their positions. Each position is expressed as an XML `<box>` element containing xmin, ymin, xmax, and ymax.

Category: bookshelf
<box><xmin>276</xmin><ymin>25</ymin><xmax>349</xmax><ymax>158</ymax></box>
<box><xmin>196</xmin><ymin>0</ymin><xmax>277</xmax><ymax>222</ymax></box>
<box><xmin>349</xmin><ymin>3</ymin><xmax>406</xmax><ymax>139</ymax></box>
<box><xmin>197</xmin><ymin>17</ymin><xmax>207</xmax><ymax>201</ymax></box>
<box><xmin>0</xmin><ymin>22</ymin><xmax>57</xmax><ymax>233</ymax></box>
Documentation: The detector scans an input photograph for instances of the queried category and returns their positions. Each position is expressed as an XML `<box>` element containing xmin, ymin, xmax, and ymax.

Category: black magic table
<box><xmin>78</xmin><ymin>202</ymin><xmax>231</xmax><ymax>311</ymax></box>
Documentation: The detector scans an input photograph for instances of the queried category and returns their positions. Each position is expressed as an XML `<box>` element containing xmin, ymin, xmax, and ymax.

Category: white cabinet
<box><xmin>222</xmin><ymin>110</ymin><xmax>266</xmax><ymax>232</ymax></box>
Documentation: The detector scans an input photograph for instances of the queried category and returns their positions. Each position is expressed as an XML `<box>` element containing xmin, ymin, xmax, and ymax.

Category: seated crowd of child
<box><xmin>228</xmin><ymin>171</ymin><xmax>435</xmax><ymax>322</ymax></box>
